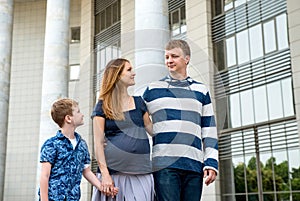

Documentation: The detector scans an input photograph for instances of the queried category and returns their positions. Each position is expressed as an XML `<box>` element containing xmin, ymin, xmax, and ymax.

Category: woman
<box><xmin>91</xmin><ymin>58</ymin><xmax>154</xmax><ymax>201</ymax></box>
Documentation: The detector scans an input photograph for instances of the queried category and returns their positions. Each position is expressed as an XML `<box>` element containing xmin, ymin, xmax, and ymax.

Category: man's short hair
<box><xmin>165</xmin><ymin>39</ymin><xmax>191</xmax><ymax>57</ymax></box>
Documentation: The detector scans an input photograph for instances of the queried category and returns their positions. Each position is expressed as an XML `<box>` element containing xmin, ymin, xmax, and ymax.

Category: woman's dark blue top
<box><xmin>91</xmin><ymin>96</ymin><xmax>151</xmax><ymax>174</ymax></box>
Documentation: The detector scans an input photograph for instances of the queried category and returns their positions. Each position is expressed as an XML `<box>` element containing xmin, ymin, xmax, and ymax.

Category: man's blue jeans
<box><xmin>153</xmin><ymin>168</ymin><xmax>203</xmax><ymax>201</ymax></box>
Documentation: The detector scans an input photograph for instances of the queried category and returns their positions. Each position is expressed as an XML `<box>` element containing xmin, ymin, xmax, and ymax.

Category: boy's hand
<box><xmin>98</xmin><ymin>185</ymin><xmax>118</xmax><ymax>198</ymax></box>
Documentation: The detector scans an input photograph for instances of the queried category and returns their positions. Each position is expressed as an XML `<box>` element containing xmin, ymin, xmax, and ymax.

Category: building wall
<box><xmin>4</xmin><ymin>0</ymin><xmax>88</xmax><ymax>200</ymax></box>
<box><xmin>287</xmin><ymin>0</ymin><xmax>300</xmax><ymax>141</ymax></box>
<box><xmin>186</xmin><ymin>1</ymin><xmax>220</xmax><ymax>200</ymax></box>
<box><xmin>4</xmin><ymin>1</ymin><xmax>46</xmax><ymax>200</ymax></box>
<box><xmin>75</xmin><ymin>0</ymin><xmax>94</xmax><ymax>199</ymax></box>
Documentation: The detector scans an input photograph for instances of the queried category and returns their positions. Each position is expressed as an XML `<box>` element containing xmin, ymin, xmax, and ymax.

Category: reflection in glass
<box><xmin>112</xmin><ymin>2</ymin><xmax>118</xmax><ymax>23</ymax></box>
<box><xmin>224</xmin><ymin>0</ymin><xmax>233</xmax><ymax>11</ymax></box>
<box><xmin>233</xmin><ymin>159</ymin><xmax>246</xmax><ymax>193</ymax></box>
<box><xmin>226</xmin><ymin>37</ymin><xmax>237</xmax><ymax>67</ymax></box>
<box><xmin>172</xmin><ymin>10</ymin><xmax>180</xmax><ymax>36</ymax></box>
<box><xmin>253</xmin><ymin>85</ymin><xmax>268</xmax><ymax>123</ymax></box>
<box><xmin>100</xmin><ymin>11</ymin><xmax>105</xmax><ymax>31</ymax></box>
<box><xmin>267</xmin><ymin>81</ymin><xmax>283</xmax><ymax>120</ymax></box>
<box><xmin>245</xmin><ymin>155</ymin><xmax>258</xmax><ymax>192</ymax></box>
<box><xmin>288</xmin><ymin>149</ymin><xmax>300</xmax><ymax>174</ymax></box>
<box><xmin>288</xmin><ymin>149</ymin><xmax>300</xmax><ymax>192</ymax></box>
<box><xmin>220</xmin><ymin>158</ymin><xmax>236</xmax><ymax>198</ymax></box>
<box><xmin>180</xmin><ymin>6</ymin><xmax>187</xmax><ymax>33</ymax></box>
<box><xmin>105</xmin><ymin>47</ymin><xmax>112</xmax><ymax>63</ymax></box>
<box><xmin>69</xmin><ymin>65</ymin><xmax>80</xmax><ymax>80</ymax></box>
<box><xmin>293</xmin><ymin>192</ymin><xmax>300</xmax><ymax>201</ymax></box>
<box><xmin>235</xmin><ymin>0</ymin><xmax>246</xmax><ymax>8</ymax></box>
<box><xmin>106</xmin><ymin>5</ymin><xmax>112</xmax><ymax>28</ymax></box>
<box><xmin>100</xmin><ymin>49</ymin><xmax>105</xmax><ymax>69</ymax></box>
<box><xmin>95</xmin><ymin>14</ymin><xmax>100</xmax><ymax>34</ymax></box>
<box><xmin>240</xmin><ymin>90</ymin><xmax>254</xmax><ymax>125</ymax></box>
<box><xmin>229</xmin><ymin>93</ymin><xmax>241</xmax><ymax>127</ymax></box>
<box><xmin>249</xmin><ymin>24</ymin><xmax>263</xmax><ymax>60</ymax></box>
<box><xmin>236</xmin><ymin>30</ymin><xmax>250</xmax><ymax>65</ymax></box>
<box><xmin>273</xmin><ymin>151</ymin><xmax>289</xmax><ymax>184</ymax></box>
<box><xmin>263</xmin><ymin>20</ymin><xmax>276</xmax><ymax>53</ymax></box>
<box><xmin>214</xmin><ymin>40</ymin><xmax>225</xmax><ymax>71</ymax></box>
<box><xmin>276</xmin><ymin>13</ymin><xmax>289</xmax><ymax>50</ymax></box>
<box><xmin>281</xmin><ymin>77</ymin><xmax>294</xmax><ymax>117</ymax></box>
<box><xmin>216</xmin><ymin>97</ymin><xmax>228</xmax><ymax>129</ymax></box>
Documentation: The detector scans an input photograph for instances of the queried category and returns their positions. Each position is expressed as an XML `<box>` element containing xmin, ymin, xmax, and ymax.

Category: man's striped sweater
<box><xmin>143</xmin><ymin>76</ymin><xmax>218</xmax><ymax>174</ymax></box>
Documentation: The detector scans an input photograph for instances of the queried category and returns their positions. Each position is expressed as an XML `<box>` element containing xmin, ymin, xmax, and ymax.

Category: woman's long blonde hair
<box><xmin>99</xmin><ymin>58</ymin><xmax>129</xmax><ymax>120</ymax></box>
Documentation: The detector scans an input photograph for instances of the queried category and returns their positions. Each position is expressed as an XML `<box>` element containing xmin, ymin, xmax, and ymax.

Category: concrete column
<box><xmin>287</xmin><ymin>0</ymin><xmax>300</xmax><ymax>141</ymax></box>
<box><xmin>40</xmin><ymin>0</ymin><xmax>70</xmax><ymax>140</ymax></box>
<box><xmin>121</xmin><ymin>0</ymin><xmax>169</xmax><ymax>95</ymax></box>
<box><xmin>0</xmin><ymin>0</ymin><xmax>13</xmax><ymax>200</ymax></box>
<box><xmin>36</xmin><ymin>0</ymin><xmax>70</xmax><ymax>198</ymax></box>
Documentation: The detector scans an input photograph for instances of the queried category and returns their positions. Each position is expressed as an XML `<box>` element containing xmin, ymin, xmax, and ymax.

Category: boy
<box><xmin>39</xmin><ymin>98</ymin><xmax>110</xmax><ymax>200</ymax></box>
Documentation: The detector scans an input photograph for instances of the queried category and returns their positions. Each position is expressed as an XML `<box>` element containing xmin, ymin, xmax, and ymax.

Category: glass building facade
<box><xmin>212</xmin><ymin>0</ymin><xmax>300</xmax><ymax>200</ymax></box>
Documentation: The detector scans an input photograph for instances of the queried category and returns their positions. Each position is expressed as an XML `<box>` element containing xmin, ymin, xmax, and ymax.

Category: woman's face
<box><xmin>119</xmin><ymin>62</ymin><xmax>136</xmax><ymax>87</ymax></box>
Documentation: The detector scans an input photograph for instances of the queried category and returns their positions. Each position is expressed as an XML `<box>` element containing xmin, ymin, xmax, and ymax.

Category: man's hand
<box><xmin>204</xmin><ymin>169</ymin><xmax>217</xmax><ymax>186</ymax></box>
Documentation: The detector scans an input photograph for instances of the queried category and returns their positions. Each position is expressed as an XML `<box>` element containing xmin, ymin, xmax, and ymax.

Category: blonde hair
<box><xmin>99</xmin><ymin>58</ymin><xmax>129</xmax><ymax>120</ymax></box>
<box><xmin>165</xmin><ymin>39</ymin><xmax>191</xmax><ymax>57</ymax></box>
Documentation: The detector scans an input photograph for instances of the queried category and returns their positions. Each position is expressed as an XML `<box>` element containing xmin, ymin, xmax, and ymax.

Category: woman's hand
<box><xmin>100</xmin><ymin>173</ymin><xmax>117</xmax><ymax>197</ymax></box>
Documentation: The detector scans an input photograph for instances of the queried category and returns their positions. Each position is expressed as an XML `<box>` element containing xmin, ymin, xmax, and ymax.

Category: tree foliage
<box><xmin>233</xmin><ymin>156</ymin><xmax>300</xmax><ymax>201</ymax></box>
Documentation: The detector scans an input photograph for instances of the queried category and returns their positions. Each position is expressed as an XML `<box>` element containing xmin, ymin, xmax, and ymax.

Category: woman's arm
<box><xmin>93</xmin><ymin>116</ymin><xmax>115</xmax><ymax>195</ymax></box>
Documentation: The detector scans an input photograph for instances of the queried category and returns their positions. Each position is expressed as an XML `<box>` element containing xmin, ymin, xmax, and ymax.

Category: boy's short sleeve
<box><xmin>82</xmin><ymin>139</ymin><xmax>91</xmax><ymax>166</ymax></box>
<box><xmin>91</xmin><ymin>100</ymin><xmax>105</xmax><ymax>119</ymax></box>
<box><xmin>40</xmin><ymin>139</ymin><xmax>56</xmax><ymax>164</ymax></box>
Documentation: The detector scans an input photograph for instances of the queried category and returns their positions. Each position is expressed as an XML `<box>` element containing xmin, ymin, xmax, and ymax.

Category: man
<box><xmin>143</xmin><ymin>39</ymin><xmax>218</xmax><ymax>201</ymax></box>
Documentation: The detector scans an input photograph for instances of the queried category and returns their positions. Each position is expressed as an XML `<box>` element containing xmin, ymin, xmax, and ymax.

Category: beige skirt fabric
<box><xmin>91</xmin><ymin>173</ymin><xmax>155</xmax><ymax>201</ymax></box>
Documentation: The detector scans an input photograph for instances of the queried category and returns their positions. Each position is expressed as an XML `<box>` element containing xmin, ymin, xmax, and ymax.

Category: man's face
<box><xmin>165</xmin><ymin>47</ymin><xmax>189</xmax><ymax>75</ymax></box>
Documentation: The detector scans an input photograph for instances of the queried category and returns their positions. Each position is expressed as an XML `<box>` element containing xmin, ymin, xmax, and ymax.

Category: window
<box><xmin>219</xmin><ymin>119</ymin><xmax>300</xmax><ymax>201</ymax></box>
<box><xmin>226</xmin><ymin>36</ymin><xmax>237</xmax><ymax>67</ymax></box>
<box><xmin>69</xmin><ymin>64</ymin><xmax>80</xmax><ymax>81</ymax></box>
<box><xmin>95</xmin><ymin>0</ymin><xmax>120</xmax><ymax>35</ymax></box>
<box><xmin>224</xmin><ymin>0</ymin><xmax>251</xmax><ymax>12</ymax></box>
<box><xmin>224</xmin><ymin>0</ymin><xmax>233</xmax><ymax>11</ymax></box>
<box><xmin>222</xmin><ymin>14</ymin><xmax>289</xmax><ymax>69</ymax></box>
<box><xmin>263</xmin><ymin>20</ymin><xmax>277</xmax><ymax>54</ymax></box>
<box><xmin>236</xmin><ymin>30</ymin><xmax>250</xmax><ymax>65</ymax></box>
<box><xmin>170</xmin><ymin>6</ymin><xmax>186</xmax><ymax>37</ymax></box>
<box><xmin>71</xmin><ymin>27</ymin><xmax>80</xmax><ymax>43</ymax></box>
<box><xmin>95</xmin><ymin>42</ymin><xmax>121</xmax><ymax>101</ymax></box>
<box><xmin>227</xmin><ymin>78</ymin><xmax>294</xmax><ymax>128</ymax></box>
<box><xmin>276</xmin><ymin>13</ymin><xmax>289</xmax><ymax>50</ymax></box>
<box><xmin>249</xmin><ymin>24</ymin><xmax>263</xmax><ymax>60</ymax></box>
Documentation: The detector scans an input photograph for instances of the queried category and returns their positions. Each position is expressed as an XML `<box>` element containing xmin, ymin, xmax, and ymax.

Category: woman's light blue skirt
<box><xmin>91</xmin><ymin>173</ymin><xmax>155</xmax><ymax>201</ymax></box>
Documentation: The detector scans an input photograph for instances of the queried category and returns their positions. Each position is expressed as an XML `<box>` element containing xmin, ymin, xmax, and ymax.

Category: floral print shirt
<box><xmin>38</xmin><ymin>130</ymin><xmax>90</xmax><ymax>201</ymax></box>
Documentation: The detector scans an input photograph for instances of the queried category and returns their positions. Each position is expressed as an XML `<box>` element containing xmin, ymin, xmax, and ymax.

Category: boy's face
<box><xmin>71</xmin><ymin>105</ymin><xmax>84</xmax><ymax>127</ymax></box>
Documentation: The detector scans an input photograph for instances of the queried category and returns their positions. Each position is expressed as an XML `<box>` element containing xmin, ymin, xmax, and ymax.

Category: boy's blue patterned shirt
<box><xmin>39</xmin><ymin>130</ymin><xmax>90</xmax><ymax>201</ymax></box>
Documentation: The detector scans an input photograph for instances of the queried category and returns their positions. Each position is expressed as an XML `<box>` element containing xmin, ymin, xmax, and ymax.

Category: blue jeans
<box><xmin>153</xmin><ymin>168</ymin><xmax>203</xmax><ymax>201</ymax></box>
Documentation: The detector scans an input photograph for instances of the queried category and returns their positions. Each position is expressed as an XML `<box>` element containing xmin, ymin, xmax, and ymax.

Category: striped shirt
<box><xmin>143</xmin><ymin>76</ymin><xmax>218</xmax><ymax>174</ymax></box>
